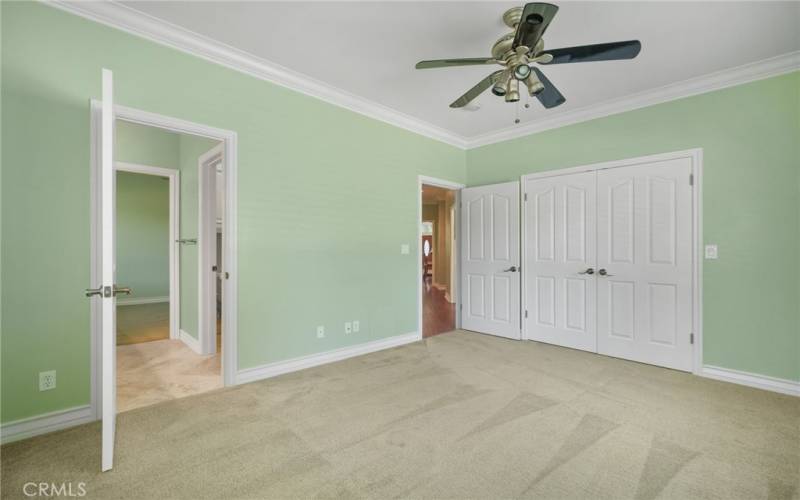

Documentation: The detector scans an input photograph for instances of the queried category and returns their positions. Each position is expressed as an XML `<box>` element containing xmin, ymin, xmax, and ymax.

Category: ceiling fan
<box><xmin>415</xmin><ymin>3</ymin><xmax>641</xmax><ymax>110</ymax></box>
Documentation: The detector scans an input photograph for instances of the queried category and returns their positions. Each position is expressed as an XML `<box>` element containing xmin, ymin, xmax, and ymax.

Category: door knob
<box><xmin>502</xmin><ymin>266</ymin><xmax>518</xmax><ymax>272</ymax></box>
<box><xmin>112</xmin><ymin>286</ymin><xmax>132</xmax><ymax>296</ymax></box>
<box><xmin>578</xmin><ymin>268</ymin><xmax>594</xmax><ymax>275</ymax></box>
<box><xmin>85</xmin><ymin>286</ymin><xmax>103</xmax><ymax>297</ymax></box>
<box><xmin>598</xmin><ymin>269</ymin><xmax>614</xmax><ymax>277</ymax></box>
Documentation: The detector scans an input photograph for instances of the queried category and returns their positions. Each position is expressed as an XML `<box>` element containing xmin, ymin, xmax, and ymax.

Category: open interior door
<box><xmin>100</xmin><ymin>68</ymin><xmax>117</xmax><ymax>471</ymax></box>
<box><xmin>460</xmin><ymin>181</ymin><xmax>521</xmax><ymax>339</ymax></box>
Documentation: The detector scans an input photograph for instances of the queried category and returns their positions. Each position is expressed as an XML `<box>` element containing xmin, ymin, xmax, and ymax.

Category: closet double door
<box><xmin>524</xmin><ymin>157</ymin><xmax>694</xmax><ymax>371</ymax></box>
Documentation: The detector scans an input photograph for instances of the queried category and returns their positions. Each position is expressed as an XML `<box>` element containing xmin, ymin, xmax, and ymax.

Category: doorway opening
<box><xmin>111</xmin><ymin>120</ymin><xmax>225</xmax><ymax>413</ymax></box>
<box><xmin>90</xmin><ymin>104</ymin><xmax>238</xmax><ymax>428</ymax></box>
<box><xmin>420</xmin><ymin>182</ymin><xmax>460</xmax><ymax>338</ymax></box>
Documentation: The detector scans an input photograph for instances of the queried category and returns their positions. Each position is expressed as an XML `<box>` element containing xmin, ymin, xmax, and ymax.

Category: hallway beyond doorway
<box><xmin>422</xmin><ymin>276</ymin><xmax>455</xmax><ymax>337</ymax></box>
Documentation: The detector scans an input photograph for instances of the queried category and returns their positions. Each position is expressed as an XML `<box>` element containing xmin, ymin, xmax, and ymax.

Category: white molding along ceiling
<box><xmin>469</xmin><ymin>51</ymin><xmax>800</xmax><ymax>148</ymax></box>
<box><xmin>50</xmin><ymin>2</ymin><xmax>800</xmax><ymax>150</ymax></box>
<box><xmin>48</xmin><ymin>0</ymin><xmax>467</xmax><ymax>148</ymax></box>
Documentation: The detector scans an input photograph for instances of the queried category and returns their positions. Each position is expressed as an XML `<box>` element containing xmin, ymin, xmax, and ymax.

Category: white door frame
<box><xmin>199</xmin><ymin>144</ymin><xmax>224</xmax><ymax>356</ymax></box>
<box><xmin>418</xmin><ymin>175</ymin><xmax>465</xmax><ymax>338</ymax></box>
<box><xmin>520</xmin><ymin>148</ymin><xmax>703</xmax><ymax>374</ymax></box>
<box><xmin>90</xmin><ymin>102</ymin><xmax>239</xmax><ymax>420</ymax></box>
<box><xmin>114</xmin><ymin>162</ymin><xmax>180</xmax><ymax>341</ymax></box>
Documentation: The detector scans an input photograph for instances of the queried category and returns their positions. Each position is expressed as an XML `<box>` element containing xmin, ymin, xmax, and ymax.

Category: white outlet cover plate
<box><xmin>353</xmin><ymin>321</ymin><xmax>360</xmax><ymax>332</ymax></box>
<box><xmin>316</xmin><ymin>326</ymin><xmax>325</xmax><ymax>338</ymax></box>
<box><xmin>401</xmin><ymin>244</ymin><xmax>410</xmax><ymax>255</ymax></box>
<box><xmin>704</xmin><ymin>244</ymin><xmax>718</xmax><ymax>259</ymax></box>
<box><xmin>345</xmin><ymin>322</ymin><xmax>352</xmax><ymax>334</ymax></box>
<box><xmin>39</xmin><ymin>370</ymin><xmax>56</xmax><ymax>391</ymax></box>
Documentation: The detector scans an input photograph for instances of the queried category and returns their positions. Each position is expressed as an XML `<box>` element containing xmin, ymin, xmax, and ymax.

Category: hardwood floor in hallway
<box><xmin>422</xmin><ymin>277</ymin><xmax>455</xmax><ymax>338</ymax></box>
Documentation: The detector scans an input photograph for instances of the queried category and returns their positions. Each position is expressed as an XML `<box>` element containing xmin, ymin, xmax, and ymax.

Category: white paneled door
<box><xmin>524</xmin><ymin>171</ymin><xmax>597</xmax><ymax>352</ymax></box>
<box><xmin>460</xmin><ymin>181</ymin><xmax>521</xmax><ymax>340</ymax></box>
<box><xmin>522</xmin><ymin>154</ymin><xmax>695</xmax><ymax>372</ymax></box>
<box><xmin>596</xmin><ymin>158</ymin><xmax>693</xmax><ymax>371</ymax></box>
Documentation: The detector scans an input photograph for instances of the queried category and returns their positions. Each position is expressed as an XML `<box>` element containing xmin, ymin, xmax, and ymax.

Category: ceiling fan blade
<box><xmin>540</xmin><ymin>40</ymin><xmax>642</xmax><ymax>64</ymax></box>
<box><xmin>450</xmin><ymin>71</ymin><xmax>504</xmax><ymax>108</ymax></box>
<box><xmin>531</xmin><ymin>67</ymin><xmax>565</xmax><ymax>109</ymax></box>
<box><xmin>513</xmin><ymin>3</ymin><xmax>559</xmax><ymax>52</ymax></box>
<box><xmin>416</xmin><ymin>58</ymin><xmax>497</xmax><ymax>69</ymax></box>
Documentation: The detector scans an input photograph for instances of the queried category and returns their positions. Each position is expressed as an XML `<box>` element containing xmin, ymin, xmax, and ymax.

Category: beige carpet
<box><xmin>117</xmin><ymin>339</ymin><xmax>222</xmax><ymax>413</ymax></box>
<box><xmin>2</xmin><ymin>331</ymin><xmax>798</xmax><ymax>500</ymax></box>
<box><xmin>116</xmin><ymin>303</ymin><xmax>170</xmax><ymax>345</ymax></box>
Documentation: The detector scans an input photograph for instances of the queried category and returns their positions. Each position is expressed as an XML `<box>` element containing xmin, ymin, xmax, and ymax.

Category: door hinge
<box><xmin>689</xmin><ymin>173</ymin><xmax>694</xmax><ymax>186</ymax></box>
<box><xmin>524</xmin><ymin>310</ymin><xmax>528</xmax><ymax>318</ymax></box>
<box><xmin>690</xmin><ymin>333</ymin><xmax>694</xmax><ymax>344</ymax></box>
<box><xmin>460</xmin><ymin>304</ymin><xmax>463</xmax><ymax>311</ymax></box>
<box><xmin>524</xmin><ymin>193</ymin><xmax>528</xmax><ymax>201</ymax></box>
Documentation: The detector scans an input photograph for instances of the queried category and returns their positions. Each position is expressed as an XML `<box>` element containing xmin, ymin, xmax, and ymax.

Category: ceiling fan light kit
<box><xmin>415</xmin><ymin>2</ymin><xmax>642</xmax><ymax>121</ymax></box>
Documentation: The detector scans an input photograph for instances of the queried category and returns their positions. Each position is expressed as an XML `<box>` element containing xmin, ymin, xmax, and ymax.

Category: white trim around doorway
<box><xmin>519</xmin><ymin>148</ymin><xmax>703</xmax><ymax>374</ymax></box>
<box><xmin>418</xmin><ymin>175</ymin><xmax>465</xmax><ymax>339</ymax></box>
<box><xmin>90</xmin><ymin>102</ymin><xmax>239</xmax><ymax>421</ymax></box>
<box><xmin>198</xmin><ymin>143</ymin><xmax>224</xmax><ymax>356</ymax></box>
<box><xmin>114</xmin><ymin>161</ymin><xmax>180</xmax><ymax>341</ymax></box>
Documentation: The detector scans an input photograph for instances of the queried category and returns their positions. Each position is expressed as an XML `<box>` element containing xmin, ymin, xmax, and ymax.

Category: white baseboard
<box><xmin>700</xmin><ymin>365</ymin><xmax>800</xmax><ymax>397</ymax></box>
<box><xmin>236</xmin><ymin>331</ymin><xmax>421</xmax><ymax>385</ymax></box>
<box><xmin>1</xmin><ymin>405</ymin><xmax>94</xmax><ymax>445</ymax></box>
<box><xmin>179</xmin><ymin>329</ymin><xmax>202</xmax><ymax>354</ymax></box>
<box><xmin>117</xmin><ymin>295</ymin><xmax>169</xmax><ymax>306</ymax></box>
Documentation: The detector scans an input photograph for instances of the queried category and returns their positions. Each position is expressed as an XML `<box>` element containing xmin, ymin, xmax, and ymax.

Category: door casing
<box><xmin>520</xmin><ymin>148</ymin><xmax>703</xmax><ymax>374</ymax></box>
<box><xmin>89</xmin><ymin>102</ymin><xmax>239</xmax><ymax>422</ymax></box>
<box><xmin>199</xmin><ymin>144</ymin><xmax>224</xmax><ymax>356</ymax></box>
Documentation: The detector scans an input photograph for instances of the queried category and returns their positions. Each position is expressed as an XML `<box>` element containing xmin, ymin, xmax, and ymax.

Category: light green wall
<box><xmin>116</xmin><ymin>172</ymin><xmax>170</xmax><ymax>300</ymax></box>
<box><xmin>115</xmin><ymin>121</ymin><xmax>180</xmax><ymax>301</ymax></box>
<box><xmin>116</xmin><ymin>119</ymin><xmax>179</xmax><ymax>169</ymax></box>
<box><xmin>2</xmin><ymin>1</ymin><xmax>796</xmax><ymax>426</ymax></box>
<box><xmin>467</xmin><ymin>71</ymin><xmax>800</xmax><ymax>381</ymax></box>
<box><xmin>0</xmin><ymin>2</ymin><xmax>465</xmax><ymax>423</ymax></box>
<box><xmin>178</xmin><ymin>134</ymin><xmax>220</xmax><ymax>340</ymax></box>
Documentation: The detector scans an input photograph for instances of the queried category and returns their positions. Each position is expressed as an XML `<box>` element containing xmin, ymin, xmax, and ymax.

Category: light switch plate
<box><xmin>352</xmin><ymin>320</ymin><xmax>360</xmax><ymax>333</ymax></box>
<box><xmin>704</xmin><ymin>244</ymin><xmax>718</xmax><ymax>259</ymax></box>
<box><xmin>344</xmin><ymin>322</ymin><xmax>352</xmax><ymax>334</ymax></box>
<box><xmin>316</xmin><ymin>326</ymin><xmax>325</xmax><ymax>339</ymax></box>
<box><xmin>401</xmin><ymin>244</ymin><xmax>410</xmax><ymax>255</ymax></box>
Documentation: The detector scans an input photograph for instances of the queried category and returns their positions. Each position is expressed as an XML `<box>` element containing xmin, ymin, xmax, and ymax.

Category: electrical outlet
<box><xmin>352</xmin><ymin>320</ymin><xmax>360</xmax><ymax>333</ymax></box>
<box><xmin>704</xmin><ymin>244</ymin><xmax>718</xmax><ymax>259</ymax></box>
<box><xmin>316</xmin><ymin>326</ymin><xmax>325</xmax><ymax>339</ymax></box>
<box><xmin>400</xmin><ymin>244</ymin><xmax>410</xmax><ymax>255</ymax></box>
<box><xmin>345</xmin><ymin>322</ymin><xmax>352</xmax><ymax>334</ymax></box>
<box><xmin>39</xmin><ymin>370</ymin><xmax>56</xmax><ymax>391</ymax></box>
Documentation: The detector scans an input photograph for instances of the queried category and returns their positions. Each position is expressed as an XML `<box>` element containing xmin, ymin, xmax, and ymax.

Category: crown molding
<box><xmin>46</xmin><ymin>2</ymin><xmax>798</xmax><ymax>151</ymax></box>
<box><xmin>46</xmin><ymin>0</ymin><xmax>469</xmax><ymax>149</ymax></box>
<box><xmin>466</xmin><ymin>51</ymin><xmax>800</xmax><ymax>149</ymax></box>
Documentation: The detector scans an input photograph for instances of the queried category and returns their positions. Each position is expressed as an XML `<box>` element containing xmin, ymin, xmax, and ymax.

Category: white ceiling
<box><xmin>117</xmin><ymin>1</ymin><xmax>800</xmax><ymax>142</ymax></box>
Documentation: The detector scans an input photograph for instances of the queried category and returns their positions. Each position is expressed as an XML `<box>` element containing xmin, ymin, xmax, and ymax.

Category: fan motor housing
<box><xmin>491</xmin><ymin>34</ymin><xmax>516</xmax><ymax>60</ymax></box>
